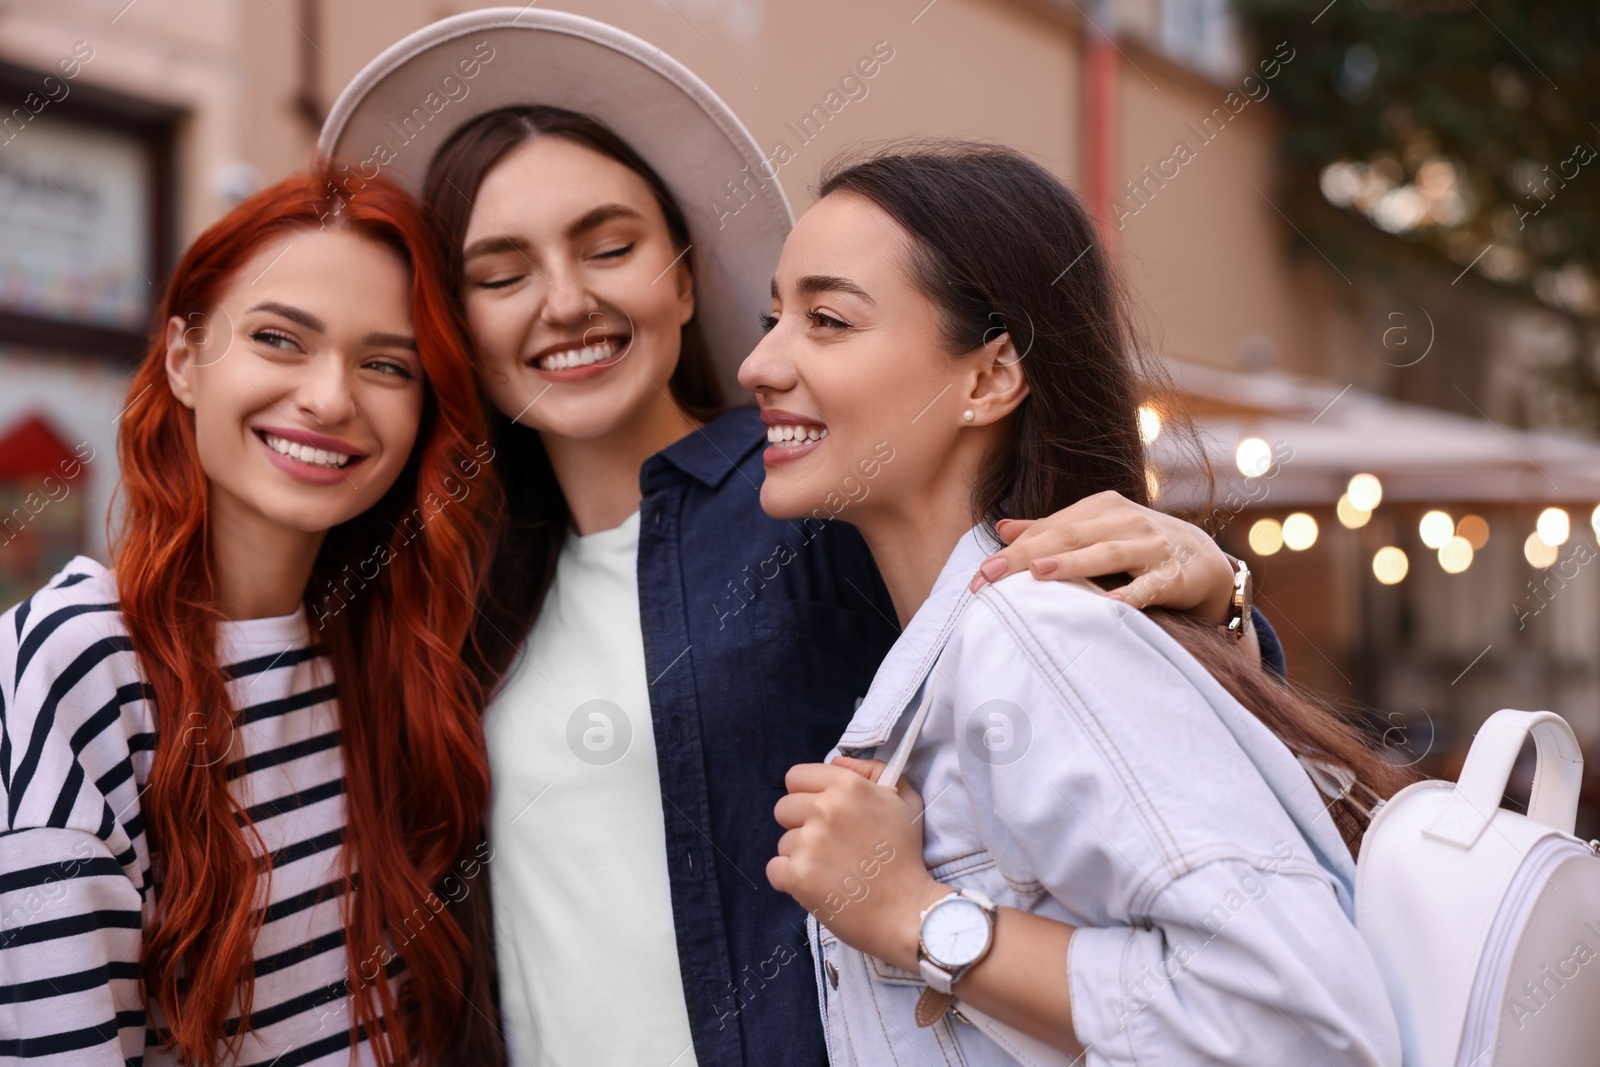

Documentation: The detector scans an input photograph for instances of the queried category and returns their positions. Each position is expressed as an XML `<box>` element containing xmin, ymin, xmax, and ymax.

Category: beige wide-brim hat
<box><xmin>317</xmin><ymin>7</ymin><xmax>792</xmax><ymax>397</ymax></box>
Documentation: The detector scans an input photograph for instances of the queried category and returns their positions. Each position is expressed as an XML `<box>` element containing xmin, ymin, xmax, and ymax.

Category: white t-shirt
<box><xmin>485</xmin><ymin>512</ymin><xmax>699</xmax><ymax>1067</ymax></box>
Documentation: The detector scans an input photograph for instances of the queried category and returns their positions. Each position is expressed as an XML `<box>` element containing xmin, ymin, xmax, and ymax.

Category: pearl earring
<box><xmin>962</xmin><ymin>409</ymin><xmax>975</xmax><ymax>422</ymax></box>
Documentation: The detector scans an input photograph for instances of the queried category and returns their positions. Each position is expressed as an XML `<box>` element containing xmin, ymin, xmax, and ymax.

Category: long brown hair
<box><xmin>114</xmin><ymin>167</ymin><xmax>498</xmax><ymax>1064</ymax></box>
<box><xmin>422</xmin><ymin>104</ymin><xmax>724</xmax><ymax>691</ymax></box>
<box><xmin>818</xmin><ymin>142</ymin><xmax>1412</xmax><ymax>854</ymax></box>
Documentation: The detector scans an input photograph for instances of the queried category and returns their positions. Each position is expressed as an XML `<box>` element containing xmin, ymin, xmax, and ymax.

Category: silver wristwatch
<box><xmin>913</xmin><ymin>888</ymin><xmax>998</xmax><ymax>1026</ymax></box>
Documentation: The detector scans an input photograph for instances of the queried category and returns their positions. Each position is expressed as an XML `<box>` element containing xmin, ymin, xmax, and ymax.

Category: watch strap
<box><xmin>915</xmin><ymin>986</ymin><xmax>956</xmax><ymax>1027</ymax></box>
<box><xmin>920</xmin><ymin>956</ymin><xmax>955</xmax><ymax>994</ymax></box>
<box><xmin>962</xmin><ymin>887</ymin><xmax>996</xmax><ymax>911</ymax></box>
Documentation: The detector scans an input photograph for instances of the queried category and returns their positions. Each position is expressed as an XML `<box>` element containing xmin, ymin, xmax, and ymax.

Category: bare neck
<box><xmin>851</xmin><ymin>441</ymin><xmax>992</xmax><ymax>629</ymax></box>
<box><xmin>207</xmin><ymin>487</ymin><xmax>324</xmax><ymax>621</ymax></box>
<box><xmin>542</xmin><ymin>390</ymin><xmax>700</xmax><ymax>536</ymax></box>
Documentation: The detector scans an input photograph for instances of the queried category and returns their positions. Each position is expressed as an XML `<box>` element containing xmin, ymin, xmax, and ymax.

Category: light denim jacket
<box><xmin>808</xmin><ymin>526</ymin><xmax>1402</xmax><ymax>1066</ymax></box>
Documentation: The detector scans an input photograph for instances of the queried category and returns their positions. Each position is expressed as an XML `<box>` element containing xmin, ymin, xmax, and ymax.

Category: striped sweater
<box><xmin>0</xmin><ymin>557</ymin><xmax>394</xmax><ymax>1066</ymax></box>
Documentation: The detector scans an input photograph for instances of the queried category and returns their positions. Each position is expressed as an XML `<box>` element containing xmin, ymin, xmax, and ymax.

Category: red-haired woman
<box><xmin>0</xmin><ymin>169</ymin><xmax>498</xmax><ymax>1066</ymax></box>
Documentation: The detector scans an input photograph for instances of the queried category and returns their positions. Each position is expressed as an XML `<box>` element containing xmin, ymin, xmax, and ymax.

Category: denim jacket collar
<box><xmin>837</xmin><ymin>523</ymin><xmax>1001</xmax><ymax>750</ymax></box>
<box><xmin>651</xmin><ymin>406</ymin><xmax>765</xmax><ymax>489</ymax></box>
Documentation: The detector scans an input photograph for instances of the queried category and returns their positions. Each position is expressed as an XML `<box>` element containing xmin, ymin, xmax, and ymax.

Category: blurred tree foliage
<box><xmin>1233</xmin><ymin>0</ymin><xmax>1600</xmax><ymax>319</ymax></box>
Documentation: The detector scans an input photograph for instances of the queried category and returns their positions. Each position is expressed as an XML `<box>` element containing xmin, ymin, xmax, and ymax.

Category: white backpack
<box><xmin>1353</xmin><ymin>708</ymin><xmax>1600</xmax><ymax>1066</ymax></box>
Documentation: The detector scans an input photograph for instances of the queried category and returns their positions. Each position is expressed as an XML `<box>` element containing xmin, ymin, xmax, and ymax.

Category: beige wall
<box><xmin>1113</xmin><ymin>40</ymin><xmax>1334</xmax><ymax>375</ymax></box>
<box><xmin>0</xmin><ymin>0</ymin><xmax>1338</xmax><ymax>377</ymax></box>
<box><xmin>295</xmin><ymin>0</ymin><xmax>1083</xmax><ymax>216</ymax></box>
<box><xmin>510</xmin><ymin>0</ymin><xmax>1079</xmax><ymax>205</ymax></box>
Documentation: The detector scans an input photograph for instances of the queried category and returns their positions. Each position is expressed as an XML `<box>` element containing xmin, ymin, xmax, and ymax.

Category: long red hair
<box><xmin>112</xmin><ymin>167</ymin><xmax>499</xmax><ymax>1065</ymax></box>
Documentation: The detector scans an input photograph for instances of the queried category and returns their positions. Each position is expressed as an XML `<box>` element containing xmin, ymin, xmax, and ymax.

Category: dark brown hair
<box><xmin>423</xmin><ymin>105</ymin><xmax>724</xmax><ymax>688</ymax></box>
<box><xmin>419</xmin><ymin>109</ymin><xmax>732</xmax><ymax>1064</ymax></box>
<box><xmin>819</xmin><ymin>141</ymin><xmax>1412</xmax><ymax>853</ymax></box>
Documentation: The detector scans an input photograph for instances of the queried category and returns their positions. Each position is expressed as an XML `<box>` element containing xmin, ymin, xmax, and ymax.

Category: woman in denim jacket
<box><xmin>742</xmin><ymin>143</ymin><xmax>1410</xmax><ymax>1065</ymax></box>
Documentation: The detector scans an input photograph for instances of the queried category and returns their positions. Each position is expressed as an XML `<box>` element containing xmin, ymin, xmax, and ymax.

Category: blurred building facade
<box><xmin>2</xmin><ymin>0</ymin><xmax>1596</xmax><ymax>816</ymax></box>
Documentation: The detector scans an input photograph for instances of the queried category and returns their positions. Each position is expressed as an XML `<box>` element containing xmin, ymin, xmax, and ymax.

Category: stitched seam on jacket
<box><xmin>868</xmin><ymin>953</ymin><xmax>922</xmax><ymax>984</ymax></box>
<box><xmin>930</xmin><ymin>1010</ymin><xmax>965</xmax><ymax>1067</ymax></box>
<box><xmin>843</xmin><ymin>588</ymin><xmax>976</xmax><ymax>748</ymax></box>
<box><xmin>810</xmin><ymin>916</ymin><xmax>842</xmax><ymax>1066</ymax></box>
<box><xmin>1121</xmin><ymin>922</ymin><xmax>1146</xmax><ymax>1067</ymax></box>
<box><xmin>927</xmin><ymin>849</ymin><xmax>996</xmax><ymax>882</ymax></box>
<box><xmin>858</xmin><ymin>953</ymin><xmax>907</xmax><ymax>1067</ymax></box>
<box><xmin>832</xmin><ymin>946</ymin><xmax>874</xmax><ymax>1067</ymax></box>
<box><xmin>976</xmin><ymin>584</ymin><xmax>1187</xmax><ymax>895</ymax></box>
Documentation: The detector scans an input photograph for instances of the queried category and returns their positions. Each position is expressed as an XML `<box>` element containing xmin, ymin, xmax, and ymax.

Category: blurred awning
<box><xmin>1152</xmin><ymin>360</ymin><xmax>1600</xmax><ymax>509</ymax></box>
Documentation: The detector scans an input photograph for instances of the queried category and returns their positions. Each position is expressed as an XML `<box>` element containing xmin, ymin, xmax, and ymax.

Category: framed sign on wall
<box><xmin>0</xmin><ymin>58</ymin><xmax>177</xmax><ymax>361</ymax></box>
<box><xmin>0</xmin><ymin>60</ymin><xmax>178</xmax><ymax>607</ymax></box>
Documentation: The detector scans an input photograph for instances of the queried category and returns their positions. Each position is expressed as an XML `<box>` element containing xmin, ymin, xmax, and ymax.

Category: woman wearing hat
<box><xmin>319</xmin><ymin>11</ymin><xmax>1288</xmax><ymax>1066</ymax></box>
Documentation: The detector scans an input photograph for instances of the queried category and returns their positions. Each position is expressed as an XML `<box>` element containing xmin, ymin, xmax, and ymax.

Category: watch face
<box><xmin>922</xmin><ymin>896</ymin><xmax>991</xmax><ymax>969</ymax></box>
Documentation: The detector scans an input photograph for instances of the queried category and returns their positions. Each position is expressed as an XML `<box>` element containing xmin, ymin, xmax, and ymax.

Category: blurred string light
<box><xmin>1145</xmin><ymin>467</ymin><xmax>1161</xmax><ymax>504</ymax></box>
<box><xmin>1532</xmin><ymin>263</ymin><xmax>1599</xmax><ymax>318</ymax></box>
<box><xmin>1282</xmin><ymin>512</ymin><xmax>1318</xmax><ymax>551</ymax></box>
<box><xmin>1438</xmin><ymin>536</ymin><xmax>1473</xmax><ymax>574</ymax></box>
<box><xmin>1336</xmin><ymin>493</ymin><xmax>1372</xmax><ymax>529</ymax></box>
<box><xmin>1319</xmin><ymin>157</ymin><xmax>1471</xmax><ymax>235</ymax></box>
<box><xmin>1373</xmin><ymin>546</ymin><xmax>1409</xmax><ymax>584</ymax></box>
<box><xmin>1524</xmin><ymin>532</ymin><xmax>1559</xmax><ymax>569</ymax></box>
<box><xmin>1591</xmin><ymin>503</ymin><xmax>1600</xmax><ymax>540</ymax></box>
<box><xmin>1138</xmin><ymin>404</ymin><xmax>1163</xmax><ymax>444</ymax></box>
<box><xmin>1418</xmin><ymin>510</ymin><xmax>1454</xmax><ymax>550</ymax></box>
<box><xmin>1536</xmin><ymin>507</ymin><xmax>1569</xmax><ymax>547</ymax></box>
<box><xmin>1346</xmin><ymin>473</ymin><xmax>1382</xmax><ymax>511</ymax></box>
<box><xmin>1249</xmin><ymin>518</ymin><xmax>1284</xmax><ymax>555</ymax></box>
<box><xmin>1235</xmin><ymin>437</ymin><xmax>1273</xmax><ymax>477</ymax></box>
<box><xmin>1456</xmin><ymin>514</ymin><xmax>1489</xmax><ymax>550</ymax></box>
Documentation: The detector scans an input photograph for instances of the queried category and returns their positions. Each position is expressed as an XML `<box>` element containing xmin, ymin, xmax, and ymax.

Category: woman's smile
<box><xmin>761</xmin><ymin>407</ymin><xmax>830</xmax><ymax>466</ymax></box>
<box><xmin>254</xmin><ymin>424</ymin><xmax>367</xmax><ymax>467</ymax></box>
<box><xmin>527</xmin><ymin>332</ymin><xmax>633</xmax><ymax>381</ymax></box>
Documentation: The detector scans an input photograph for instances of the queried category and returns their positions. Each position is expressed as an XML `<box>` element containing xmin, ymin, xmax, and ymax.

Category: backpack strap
<box><xmin>1424</xmin><ymin>708</ymin><xmax>1584</xmax><ymax>849</ymax></box>
<box><xmin>1298</xmin><ymin>756</ymin><xmax>1386</xmax><ymax>819</ymax></box>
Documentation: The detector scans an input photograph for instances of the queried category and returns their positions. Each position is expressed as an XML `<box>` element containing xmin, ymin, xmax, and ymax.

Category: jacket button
<box><xmin>825</xmin><ymin>961</ymin><xmax>839</xmax><ymax>989</ymax></box>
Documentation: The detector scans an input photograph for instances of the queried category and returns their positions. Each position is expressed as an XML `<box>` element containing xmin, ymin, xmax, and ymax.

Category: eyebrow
<box><xmin>774</xmin><ymin>274</ymin><xmax>877</xmax><ymax>304</ymax></box>
<box><xmin>247</xmin><ymin>302</ymin><xmax>415</xmax><ymax>351</ymax></box>
<box><xmin>362</xmin><ymin>331</ymin><xmax>418</xmax><ymax>351</ymax></box>
<box><xmin>460</xmin><ymin>205</ymin><xmax>641</xmax><ymax>263</ymax></box>
<box><xmin>248</xmin><ymin>301</ymin><xmax>324</xmax><ymax>332</ymax></box>
<box><xmin>462</xmin><ymin>234</ymin><xmax>529</xmax><ymax>261</ymax></box>
<box><xmin>568</xmin><ymin>203</ymin><xmax>644</xmax><ymax>239</ymax></box>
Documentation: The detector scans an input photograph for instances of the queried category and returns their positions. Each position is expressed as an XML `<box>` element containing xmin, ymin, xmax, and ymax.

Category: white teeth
<box><xmin>765</xmin><ymin>424</ymin><xmax>828</xmax><ymax>447</ymax></box>
<box><xmin>536</xmin><ymin>340</ymin><xmax>620</xmax><ymax>371</ymax></box>
<box><xmin>262</xmin><ymin>433</ymin><xmax>352</xmax><ymax>469</ymax></box>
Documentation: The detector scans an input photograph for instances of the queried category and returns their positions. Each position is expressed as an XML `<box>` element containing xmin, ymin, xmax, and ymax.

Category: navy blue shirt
<box><xmin>635</xmin><ymin>407</ymin><xmax>1285</xmax><ymax>1067</ymax></box>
